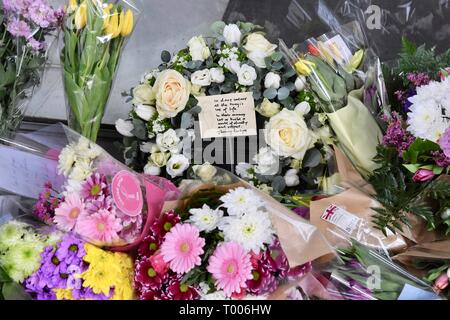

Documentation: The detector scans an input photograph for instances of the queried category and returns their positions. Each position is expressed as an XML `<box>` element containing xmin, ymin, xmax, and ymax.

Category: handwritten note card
<box><xmin>197</xmin><ymin>92</ymin><xmax>257</xmax><ymax>139</ymax></box>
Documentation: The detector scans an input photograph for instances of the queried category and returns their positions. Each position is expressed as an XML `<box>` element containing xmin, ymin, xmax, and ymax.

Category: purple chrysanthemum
<box><xmin>81</xmin><ymin>173</ymin><xmax>110</xmax><ymax>200</ymax></box>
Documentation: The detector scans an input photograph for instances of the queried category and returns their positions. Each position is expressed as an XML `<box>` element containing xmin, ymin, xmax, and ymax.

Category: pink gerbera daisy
<box><xmin>160</xmin><ymin>224</ymin><xmax>205</xmax><ymax>274</ymax></box>
<box><xmin>53</xmin><ymin>193</ymin><xmax>86</xmax><ymax>232</ymax></box>
<box><xmin>76</xmin><ymin>209</ymin><xmax>122</xmax><ymax>244</ymax></box>
<box><xmin>207</xmin><ymin>241</ymin><xmax>253</xmax><ymax>297</ymax></box>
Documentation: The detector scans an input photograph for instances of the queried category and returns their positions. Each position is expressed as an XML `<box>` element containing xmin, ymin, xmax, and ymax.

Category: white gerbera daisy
<box><xmin>188</xmin><ymin>204</ymin><xmax>223</xmax><ymax>232</ymax></box>
<box><xmin>219</xmin><ymin>210</ymin><xmax>274</xmax><ymax>253</ymax></box>
<box><xmin>219</xmin><ymin>187</ymin><xmax>264</xmax><ymax>216</ymax></box>
<box><xmin>407</xmin><ymin>78</ymin><xmax>450</xmax><ymax>142</ymax></box>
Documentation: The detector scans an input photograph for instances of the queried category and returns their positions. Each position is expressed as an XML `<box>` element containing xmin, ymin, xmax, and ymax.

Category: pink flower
<box><xmin>412</xmin><ymin>169</ymin><xmax>435</xmax><ymax>182</ymax></box>
<box><xmin>81</xmin><ymin>173</ymin><xmax>109</xmax><ymax>200</ymax></box>
<box><xmin>439</xmin><ymin>127</ymin><xmax>450</xmax><ymax>158</ymax></box>
<box><xmin>53</xmin><ymin>193</ymin><xmax>86</xmax><ymax>232</ymax></box>
<box><xmin>150</xmin><ymin>251</ymin><xmax>169</xmax><ymax>275</ymax></box>
<box><xmin>160</xmin><ymin>224</ymin><xmax>205</xmax><ymax>274</ymax></box>
<box><xmin>207</xmin><ymin>242</ymin><xmax>253</xmax><ymax>297</ymax></box>
<box><xmin>434</xmin><ymin>274</ymin><xmax>449</xmax><ymax>291</ymax></box>
<box><xmin>76</xmin><ymin>209</ymin><xmax>122</xmax><ymax>244</ymax></box>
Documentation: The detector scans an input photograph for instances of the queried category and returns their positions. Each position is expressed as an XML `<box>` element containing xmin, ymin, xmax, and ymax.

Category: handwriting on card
<box><xmin>197</xmin><ymin>92</ymin><xmax>257</xmax><ymax>139</ymax></box>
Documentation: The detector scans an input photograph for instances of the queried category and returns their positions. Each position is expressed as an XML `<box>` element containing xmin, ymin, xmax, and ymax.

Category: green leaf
<box><xmin>131</xmin><ymin>118</ymin><xmax>147</xmax><ymax>140</ymax></box>
<box><xmin>403</xmin><ymin>164</ymin><xmax>421</xmax><ymax>173</ymax></box>
<box><xmin>0</xmin><ymin>267</ymin><xmax>11</xmax><ymax>282</ymax></box>
<box><xmin>302</xmin><ymin>148</ymin><xmax>322</xmax><ymax>168</ymax></box>
<box><xmin>271</xmin><ymin>52</ymin><xmax>283</xmax><ymax>62</ymax></box>
<box><xmin>161</xmin><ymin>50</ymin><xmax>171</xmax><ymax>63</ymax></box>
<box><xmin>211</xmin><ymin>21</ymin><xmax>226</xmax><ymax>35</ymax></box>
<box><xmin>2</xmin><ymin>282</ymin><xmax>32</xmax><ymax>300</ymax></box>
<box><xmin>401</xmin><ymin>37</ymin><xmax>417</xmax><ymax>55</ymax></box>
<box><xmin>403</xmin><ymin>139</ymin><xmax>440</xmax><ymax>164</ymax></box>
<box><xmin>263</xmin><ymin>88</ymin><xmax>277</xmax><ymax>100</ymax></box>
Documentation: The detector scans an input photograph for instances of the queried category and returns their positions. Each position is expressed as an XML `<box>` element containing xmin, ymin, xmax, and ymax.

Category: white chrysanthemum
<box><xmin>68</xmin><ymin>159</ymin><xmax>93</xmax><ymax>182</ymax></box>
<box><xmin>219</xmin><ymin>210</ymin><xmax>274</xmax><ymax>253</ymax></box>
<box><xmin>188</xmin><ymin>204</ymin><xmax>223</xmax><ymax>232</ymax></box>
<box><xmin>220</xmin><ymin>187</ymin><xmax>264</xmax><ymax>216</ymax></box>
<box><xmin>58</xmin><ymin>143</ymin><xmax>77</xmax><ymax>176</ymax></box>
<box><xmin>64</xmin><ymin>178</ymin><xmax>83</xmax><ymax>194</ymax></box>
<box><xmin>2</xmin><ymin>242</ymin><xmax>44</xmax><ymax>281</ymax></box>
<box><xmin>235</xmin><ymin>163</ymin><xmax>254</xmax><ymax>179</ymax></box>
<box><xmin>407</xmin><ymin>78</ymin><xmax>450</xmax><ymax>142</ymax></box>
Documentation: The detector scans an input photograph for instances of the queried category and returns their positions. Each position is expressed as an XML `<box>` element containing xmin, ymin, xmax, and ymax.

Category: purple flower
<box><xmin>382</xmin><ymin>112</ymin><xmax>415</xmax><ymax>155</ymax></box>
<box><xmin>28</xmin><ymin>0</ymin><xmax>57</xmax><ymax>28</ymax></box>
<box><xmin>266</xmin><ymin>239</ymin><xmax>290</xmax><ymax>277</ymax></box>
<box><xmin>439</xmin><ymin>127</ymin><xmax>450</xmax><ymax>159</ymax></box>
<box><xmin>117</xmin><ymin>210</ymin><xmax>143</xmax><ymax>243</ymax></box>
<box><xmin>28</xmin><ymin>38</ymin><xmax>47</xmax><ymax>52</ymax></box>
<box><xmin>81</xmin><ymin>173</ymin><xmax>110</xmax><ymax>200</ymax></box>
<box><xmin>2</xmin><ymin>0</ymin><xmax>31</xmax><ymax>15</ymax></box>
<box><xmin>432</xmin><ymin>150</ymin><xmax>450</xmax><ymax>168</ymax></box>
<box><xmin>6</xmin><ymin>18</ymin><xmax>31</xmax><ymax>38</ymax></box>
<box><xmin>292</xmin><ymin>207</ymin><xmax>310</xmax><ymax>220</ymax></box>
<box><xmin>85</xmin><ymin>194</ymin><xmax>113</xmax><ymax>213</ymax></box>
<box><xmin>407</xmin><ymin>72</ymin><xmax>431</xmax><ymax>87</ymax></box>
<box><xmin>55</xmin><ymin>234</ymin><xmax>86</xmax><ymax>265</ymax></box>
<box><xmin>246</xmin><ymin>264</ymin><xmax>278</xmax><ymax>295</ymax></box>
<box><xmin>412</xmin><ymin>169</ymin><xmax>435</xmax><ymax>182</ymax></box>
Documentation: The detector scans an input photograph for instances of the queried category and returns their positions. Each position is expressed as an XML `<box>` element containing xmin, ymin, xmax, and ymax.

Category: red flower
<box><xmin>139</xmin><ymin>288</ymin><xmax>160</xmax><ymax>300</ymax></box>
<box><xmin>161</xmin><ymin>274</ymin><xmax>198</xmax><ymax>300</ymax></box>
<box><xmin>134</xmin><ymin>258</ymin><xmax>165</xmax><ymax>290</ymax></box>
<box><xmin>307</xmin><ymin>43</ymin><xmax>320</xmax><ymax>56</ymax></box>
<box><xmin>231</xmin><ymin>289</ymin><xmax>246</xmax><ymax>300</ymax></box>
<box><xmin>138</xmin><ymin>234</ymin><xmax>161</xmax><ymax>258</ymax></box>
<box><xmin>151</xmin><ymin>210</ymin><xmax>181</xmax><ymax>238</ymax></box>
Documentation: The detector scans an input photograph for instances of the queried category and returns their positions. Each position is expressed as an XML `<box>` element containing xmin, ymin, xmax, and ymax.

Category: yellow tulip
<box><xmin>74</xmin><ymin>2</ymin><xmax>87</xmax><ymax>30</ymax></box>
<box><xmin>294</xmin><ymin>58</ymin><xmax>316</xmax><ymax>76</ymax></box>
<box><xmin>120</xmin><ymin>10</ymin><xmax>134</xmax><ymax>37</ymax></box>
<box><xmin>104</xmin><ymin>10</ymin><xmax>120</xmax><ymax>38</ymax></box>
<box><xmin>102</xmin><ymin>6</ymin><xmax>112</xmax><ymax>29</ymax></box>
<box><xmin>68</xmin><ymin>0</ymin><xmax>78</xmax><ymax>13</ymax></box>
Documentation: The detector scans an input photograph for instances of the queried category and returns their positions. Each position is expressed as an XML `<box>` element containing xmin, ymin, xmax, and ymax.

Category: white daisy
<box><xmin>235</xmin><ymin>163</ymin><xmax>255</xmax><ymax>179</ymax></box>
<box><xmin>188</xmin><ymin>204</ymin><xmax>223</xmax><ymax>232</ymax></box>
<box><xmin>58</xmin><ymin>143</ymin><xmax>77</xmax><ymax>176</ymax></box>
<box><xmin>219</xmin><ymin>210</ymin><xmax>274</xmax><ymax>253</ymax></box>
<box><xmin>219</xmin><ymin>187</ymin><xmax>264</xmax><ymax>216</ymax></box>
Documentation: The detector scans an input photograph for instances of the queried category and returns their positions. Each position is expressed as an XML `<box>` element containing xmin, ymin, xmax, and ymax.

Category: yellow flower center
<box><xmin>279</xmin><ymin>128</ymin><xmax>293</xmax><ymax>145</ymax></box>
<box><xmin>180</xmin><ymin>243</ymin><xmax>190</xmax><ymax>253</ymax></box>
<box><xmin>69</xmin><ymin>208</ymin><xmax>80</xmax><ymax>219</ymax></box>
<box><xmin>227</xmin><ymin>264</ymin><xmax>235</xmax><ymax>274</ymax></box>
<box><xmin>97</xmin><ymin>223</ymin><xmax>106</xmax><ymax>232</ymax></box>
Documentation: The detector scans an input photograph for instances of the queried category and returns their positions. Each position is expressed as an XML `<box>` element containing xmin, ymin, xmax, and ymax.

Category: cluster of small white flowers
<box><xmin>235</xmin><ymin>163</ymin><xmax>255</xmax><ymax>179</ymax></box>
<box><xmin>152</xmin><ymin>118</ymin><xmax>167</xmax><ymax>134</ymax></box>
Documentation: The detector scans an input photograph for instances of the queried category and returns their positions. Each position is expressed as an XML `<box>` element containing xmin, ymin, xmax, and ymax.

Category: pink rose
<box><xmin>150</xmin><ymin>251</ymin><xmax>168</xmax><ymax>275</ymax></box>
<box><xmin>434</xmin><ymin>274</ymin><xmax>449</xmax><ymax>291</ymax></box>
<box><xmin>412</xmin><ymin>169</ymin><xmax>435</xmax><ymax>182</ymax></box>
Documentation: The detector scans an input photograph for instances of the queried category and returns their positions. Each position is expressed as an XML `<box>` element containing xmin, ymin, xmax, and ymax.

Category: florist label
<box><xmin>112</xmin><ymin>171</ymin><xmax>143</xmax><ymax>217</ymax></box>
<box><xmin>321</xmin><ymin>204</ymin><xmax>361</xmax><ymax>235</ymax></box>
<box><xmin>197</xmin><ymin>92</ymin><xmax>257</xmax><ymax>139</ymax></box>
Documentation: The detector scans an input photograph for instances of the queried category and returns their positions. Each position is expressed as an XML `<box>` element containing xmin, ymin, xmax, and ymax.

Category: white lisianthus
<box><xmin>188</xmin><ymin>36</ymin><xmax>211</xmax><ymax>61</ymax></box>
<box><xmin>188</xmin><ymin>204</ymin><xmax>224</xmax><ymax>232</ymax></box>
<box><xmin>191</xmin><ymin>69</ymin><xmax>212</xmax><ymax>87</ymax></box>
<box><xmin>295</xmin><ymin>76</ymin><xmax>307</xmax><ymax>92</ymax></box>
<box><xmin>295</xmin><ymin>101</ymin><xmax>311</xmax><ymax>116</ymax></box>
<box><xmin>156</xmin><ymin>129</ymin><xmax>181</xmax><ymax>154</ymax></box>
<box><xmin>284</xmin><ymin>169</ymin><xmax>300</xmax><ymax>187</ymax></box>
<box><xmin>235</xmin><ymin>163</ymin><xmax>254</xmax><ymax>179</ymax></box>
<box><xmin>132</xmin><ymin>83</ymin><xmax>155</xmax><ymax>105</ymax></box>
<box><xmin>223</xmin><ymin>24</ymin><xmax>242</xmax><ymax>46</ymax></box>
<box><xmin>219</xmin><ymin>187</ymin><xmax>264</xmax><ymax>216</ymax></box>
<box><xmin>166</xmin><ymin>154</ymin><xmax>190</xmax><ymax>178</ymax></box>
<box><xmin>140</xmin><ymin>142</ymin><xmax>153</xmax><ymax>153</ymax></box>
<box><xmin>115</xmin><ymin>119</ymin><xmax>134</xmax><ymax>137</ymax></box>
<box><xmin>192</xmin><ymin>162</ymin><xmax>217</xmax><ymax>182</ymax></box>
<box><xmin>237</xmin><ymin>64</ymin><xmax>257</xmax><ymax>86</ymax></box>
<box><xmin>219</xmin><ymin>210</ymin><xmax>274</xmax><ymax>253</ymax></box>
<box><xmin>253</xmin><ymin>147</ymin><xmax>279</xmax><ymax>175</ymax></box>
<box><xmin>244</xmin><ymin>33</ymin><xmax>277</xmax><ymax>68</ymax></box>
<box><xmin>143</xmin><ymin>163</ymin><xmax>161</xmax><ymax>176</ymax></box>
<box><xmin>256</xmin><ymin>98</ymin><xmax>281</xmax><ymax>118</ymax></box>
<box><xmin>264</xmin><ymin>109</ymin><xmax>317</xmax><ymax>160</ymax></box>
<box><xmin>135</xmin><ymin>104</ymin><xmax>157</xmax><ymax>121</ymax></box>
<box><xmin>210</xmin><ymin>68</ymin><xmax>225</xmax><ymax>83</ymax></box>
<box><xmin>264</xmin><ymin>72</ymin><xmax>281</xmax><ymax>89</ymax></box>
<box><xmin>223</xmin><ymin>59</ymin><xmax>241</xmax><ymax>74</ymax></box>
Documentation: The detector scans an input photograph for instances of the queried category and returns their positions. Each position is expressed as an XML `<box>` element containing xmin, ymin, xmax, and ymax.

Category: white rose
<box><xmin>188</xmin><ymin>36</ymin><xmax>211</xmax><ymax>61</ymax></box>
<box><xmin>135</xmin><ymin>104</ymin><xmax>157</xmax><ymax>121</ymax></box>
<box><xmin>284</xmin><ymin>169</ymin><xmax>300</xmax><ymax>187</ymax></box>
<box><xmin>150</xmin><ymin>151</ymin><xmax>170</xmax><ymax>167</ymax></box>
<box><xmin>210</xmin><ymin>68</ymin><xmax>225</xmax><ymax>83</ymax></box>
<box><xmin>253</xmin><ymin>147</ymin><xmax>279</xmax><ymax>175</ymax></box>
<box><xmin>115</xmin><ymin>119</ymin><xmax>134</xmax><ymax>137</ymax></box>
<box><xmin>154</xmin><ymin>69</ymin><xmax>191</xmax><ymax>119</ymax></box>
<box><xmin>223</xmin><ymin>24</ymin><xmax>242</xmax><ymax>46</ymax></box>
<box><xmin>237</xmin><ymin>64</ymin><xmax>257</xmax><ymax>86</ymax></box>
<box><xmin>192</xmin><ymin>162</ymin><xmax>217</xmax><ymax>182</ymax></box>
<box><xmin>264</xmin><ymin>109</ymin><xmax>317</xmax><ymax>160</ymax></box>
<box><xmin>264</xmin><ymin>72</ymin><xmax>281</xmax><ymax>89</ymax></box>
<box><xmin>295</xmin><ymin>101</ymin><xmax>311</xmax><ymax>116</ymax></box>
<box><xmin>166</xmin><ymin>154</ymin><xmax>190</xmax><ymax>178</ymax></box>
<box><xmin>244</xmin><ymin>33</ymin><xmax>277</xmax><ymax>68</ymax></box>
<box><xmin>132</xmin><ymin>84</ymin><xmax>155</xmax><ymax>105</ymax></box>
<box><xmin>156</xmin><ymin>129</ymin><xmax>181</xmax><ymax>153</ymax></box>
<box><xmin>191</xmin><ymin>69</ymin><xmax>211</xmax><ymax>87</ymax></box>
<box><xmin>140</xmin><ymin>142</ymin><xmax>153</xmax><ymax>153</ymax></box>
<box><xmin>256</xmin><ymin>98</ymin><xmax>281</xmax><ymax>118</ymax></box>
<box><xmin>144</xmin><ymin>163</ymin><xmax>161</xmax><ymax>176</ymax></box>
<box><xmin>295</xmin><ymin>76</ymin><xmax>307</xmax><ymax>92</ymax></box>
<box><xmin>225</xmin><ymin>59</ymin><xmax>241</xmax><ymax>74</ymax></box>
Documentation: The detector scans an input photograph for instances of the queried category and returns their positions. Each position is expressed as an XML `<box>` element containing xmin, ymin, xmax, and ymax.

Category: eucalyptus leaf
<box><xmin>211</xmin><ymin>21</ymin><xmax>226</xmax><ymax>35</ymax></box>
<box><xmin>271</xmin><ymin>52</ymin><xmax>283</xmax><ymax>62</ymax></box>
<box><xmin>181</xmin><ymin>112</ymin><xmax>194</xmax><ymax>129</ymax></box>
<box><xmin>303</xmin><ymin>148</ymin><xmax>322</xmax><ymax>168</ymax></box>
<box><xmin>271</xmin><ymin>176</ymin><xmax>286</xmax><ymax>193</ymax></box>
<box><xmin>188</xmin><ymin>105</ymin><xmax>202</xmax><ymax>115</ymax></box>
<box><xmin>277</xmin><ymin>87</ymin><xmax>290</xmax><ymax>100</ymax></box>
<box><xmin>253</xmin><ymin>91</ymin><xmax>261</xmax><ymax>100</ymax></box>
<box><xmin>131</xmin><ymin>119</ymin><xmax>147</xmax><ymax>140</ymax></box>
<box><xmin>161</xmin><ymin>51</ymin><xmax>171</xmax><ymax>63</ymax></box>
<box><xmin>263</xmin><ymin>88</ymin><xmax>278</xmax><ymax>100</ymax></box>
<box><xmin>271</xmin><ymin>61</ymin><xmax>284</xmax><ymax>71</ymax></box>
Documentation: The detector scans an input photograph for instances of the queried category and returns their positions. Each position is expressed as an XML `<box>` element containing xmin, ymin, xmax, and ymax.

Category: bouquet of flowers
<box><xmin>62</xmin><ymin>0</ymin><xmax>141</xmax><ymax>141</ymax></box>
<box><xmin>115</xmin><ymin>21</ymin><xmax>338</xmax><ymax>196</ymax></box>
<box><xmin>132</xmin><ymin>168</ymin><xmax>334</xmax><ymax>300</ymax></box>
<box><xmin>280</xmin><ymin>21</ymin><xmax>385</xmax><ymax>178</ymax></box>
<box><xmin>0</xmin><ymin>0</ymin><xmax>63</xmax><ymax>136</ymax></box>
<box><xmin>369</xmin><ymin>39</ymin><xmax>450</xmax><ymax>236</ymax></box>
<box><xmin>0</xmin><ymin>124</ymin><xmax>179</xmax><ymax>248</ymax></box>
<box><xmin>0</xmin><ymin>219</ymin><xmax>134</xmax><ymax>300</ymax></box>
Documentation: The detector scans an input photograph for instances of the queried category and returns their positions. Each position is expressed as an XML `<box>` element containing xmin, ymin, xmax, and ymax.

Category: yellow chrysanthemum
<box><xmin>81</xmin><ymin>265</ymin><xmax>115</xmax><ymax>296</ymax></box>
<box><xmin>83</xmin><ymin>243</ymin><xmax>115</xmax><ymax>268</ymax></box>
<box><xmin>54</xmin><ymin>288</ymin><xmax>74</xmax><ymax>300</ymax></box>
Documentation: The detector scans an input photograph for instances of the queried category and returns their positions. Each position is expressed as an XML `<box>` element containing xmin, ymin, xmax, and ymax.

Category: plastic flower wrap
<box><xmin>279</xmin><ymin>21</ymin><xmax>384</xmax><ymax>178</ymax></box>
<box><xmin>0</xmin><ymin>124</ymin><xmax>180</xmax><ymax>248</ymax></box>
<box><xmin>133</xmin><ymin>166</ymin><xmax>334</xmax><ymax>300</ymax></box>
<box><xmin>61</xmin><ymin>0</ymin><xmax>142</xmax><ymax>141</ymax></box>
<box><xmin>0</xmin><ymin>0</ymin><xmax>63</xmax><ymax>136</ymax></box>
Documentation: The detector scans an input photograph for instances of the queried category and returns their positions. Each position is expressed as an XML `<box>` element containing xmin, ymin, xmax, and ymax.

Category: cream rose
<box><xmin>264</xmin><ymin>109</ymin><xmax>317</xmax><ymax>160</ymax></box>
<box><xmin>150</xmin><ymin>151</ymin><xmax>171</xmax><ymax>167</ymax></box>
<box><xmin>192</xmin><ymin>162</ymin><xmax>217</xmax><ymax>182</ymax></box>
<box><xmin>132</xmin><ymin>83</ymin><xmax>155</xmax><ymax>105</ymax></box>
<box><xmin>153</xmin><ymin>69</ymin><xmax>191</xmax><ymax>119</ymax></box>
<box><xmin>244</xmin><ymin>33</ymin><xmax>277</xmax><ymax>68</ymax></box>
<box><xmin>256</xmin><ymin>98</ymin><xmax>280</xmax><ymax>118</ymax></box>
<box><xmin>188</xmin><ymin>36</ymin><xmax>211</xmax><ymax>62</ymax></box>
